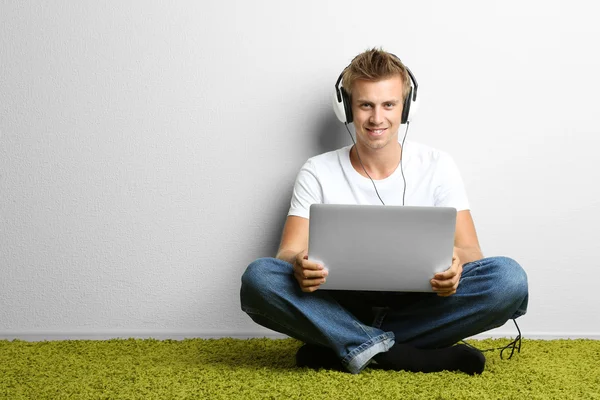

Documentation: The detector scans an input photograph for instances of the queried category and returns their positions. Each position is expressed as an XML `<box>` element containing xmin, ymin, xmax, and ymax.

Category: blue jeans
<box><xmin>240</xmin><ymin>256</ymin><xmax>528</xmax><ymax>374</ymax></box>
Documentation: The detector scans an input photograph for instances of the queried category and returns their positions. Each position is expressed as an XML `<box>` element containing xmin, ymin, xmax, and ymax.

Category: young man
<box><xmin>240</xmin><ymin>48</ymin><xmax>529</xmax><ymax>375</ymax></box>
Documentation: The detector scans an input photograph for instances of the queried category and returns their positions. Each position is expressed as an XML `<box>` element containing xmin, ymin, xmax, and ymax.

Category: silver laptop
<box><xmin>308</xmin><ymin>204</ymin><xmax>457</xmax><ymax>292</ymax></box>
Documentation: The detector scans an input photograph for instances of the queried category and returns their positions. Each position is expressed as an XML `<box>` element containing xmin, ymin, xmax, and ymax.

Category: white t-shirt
<box><xmin>288</xmin><ymin>140</ymin><xmax>470</xmax><ymax>219</ymax></box>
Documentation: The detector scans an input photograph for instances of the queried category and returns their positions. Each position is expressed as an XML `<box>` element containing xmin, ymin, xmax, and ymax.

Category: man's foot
<box><xmin>295</xmin><ymin>343</ymin><xmax>345</xmax><ymax>372</ymax></box>
<box><xmin>374</xmin><ymin>343</ymin><xmax>486</xmax><ymax>375</ymax></box>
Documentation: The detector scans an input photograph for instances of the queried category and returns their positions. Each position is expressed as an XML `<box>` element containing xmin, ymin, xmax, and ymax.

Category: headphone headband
<box><xmin>404</xmin><ymin>66</ymin><xmax>418</xmax><ymax>102</ymax></box>
<box><xmin>334</xmin><ymin>73</ymin><xmax>345</xmax><ymax>103</ymax></box>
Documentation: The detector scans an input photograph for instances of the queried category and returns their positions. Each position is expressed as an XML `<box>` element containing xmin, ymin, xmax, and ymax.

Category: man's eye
<box><xmin>385</xmin><ymin>103</ymin><xmax>394</xmax><ymax>108</ymax></box>
<box><xmin>361</xmin><ymin>104</ymin><xmax>371</xmax><ymax>108</ymax></box>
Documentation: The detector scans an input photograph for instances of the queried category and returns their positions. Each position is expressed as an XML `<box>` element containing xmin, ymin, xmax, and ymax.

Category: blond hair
<box><xmin>341</xmin><ymin>48</ymin><xmax>411</xmax><ymax>101</ymax></box>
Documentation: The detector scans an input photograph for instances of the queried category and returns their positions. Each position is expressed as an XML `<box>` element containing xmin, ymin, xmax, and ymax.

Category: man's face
<box><xmin>350</xmin><ymin>76</ymin><xmax>404</xmax><ymax>151</ymax></box>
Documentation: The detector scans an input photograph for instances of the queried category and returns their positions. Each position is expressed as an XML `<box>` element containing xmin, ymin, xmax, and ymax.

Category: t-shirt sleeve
<box><xmin>288</xmin><ymin>159</ymin><xmax>323</xmax><ymax>219</ymax></box>
<box><xmin>434</xmin><ymin>152</ymin><xmax>470</xmax><ymax>211</ymax></box>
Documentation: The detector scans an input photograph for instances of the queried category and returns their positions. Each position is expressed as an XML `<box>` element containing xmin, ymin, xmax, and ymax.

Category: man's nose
<box><xmin>369</xmin><ymin>107</ymin><xmax>384</xmax><ymax>125</ymax></box>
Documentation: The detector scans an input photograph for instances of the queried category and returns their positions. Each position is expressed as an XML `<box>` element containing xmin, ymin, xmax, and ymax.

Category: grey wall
<box><xmin>1</xmin><ymin>0</ymin><xmax>599</xmax><ymax>340</ymax></box>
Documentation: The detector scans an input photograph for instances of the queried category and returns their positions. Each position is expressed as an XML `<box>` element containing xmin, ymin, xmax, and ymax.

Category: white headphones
<box><xmin>332</xmin><ymin>54</ymin><xmax>419</xmax><ymax>125</ymax></box>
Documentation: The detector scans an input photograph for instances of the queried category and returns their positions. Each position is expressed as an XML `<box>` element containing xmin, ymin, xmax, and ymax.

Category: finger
<box><xmin>434</xmin><ymin>262</ymin><xmax>460</xmax><ymax>280</ymax></box>
<box><xmin>433</xmin><ymin>271</ymin><xmax>455</xmax><ymax>281</ymax></box>
<box><xmin>434</xmin><ymin>283</ymin><xmax>457</xmax><ymax>293</ymax></box>
<box><xmin>303</xmin><ymin>277</ymin><xmax>326</xmax><ymax>287</ymax></box>
<box><xmin>432</xmin><ymin>278</ymin><xmax>460</xmax><ymax>294</ymax></box>
<box><xmin>434</xmin><ymin>258</ymin><xmax>462</xmax><ymax>279</ymax></box>
<box><xmin>293</xmin><ymin>258</ymin><xmax>325</xmax><ymax>276</ymax></box>
<box><xmin>292</xmin><ymin>262</ymin><xmax>305</xmax><ymax>278</ymax></box>
<box><xmin>434</xmin><ymin>282</ymin><xmax>458</xmax><ymax>295</ymax></box>
<box><xmin>295</xmin><ymin>252</ymin><xmax>307</xmax><ymax>265</ymax></box>
<box><xmin>431</xmin><ymin>275</ymin><xmax>460</xmax><ymax>291</ymax></box>
<box><xmin>302</xmin><ymin>284</ymin><xmax>320</xmax><ymax>293</ymax></box>
<box><xmin>299</xmin><ymin>269</ymin><xmax>328</xmax><ymax>280</ymax></box>
<box><xmin>300</xmin><ymin>278</ymin><xmax>326</xmax><ymax>292</ymax></box>
<box><xmin>434</xmin><ymin>265</ymin><xmax>457</xmax><ymax>280</ymax></box>
<box><xmin>302</xmin><ymin>259</ymin><xmax>325</xmax><ymax>271</ymax></box>
<box><xmin>295</xmin><ymin>268</ymin><xmax>327</xmax><ymax>284</ymax></box>
<box><xmin>431</xmin><ymin>278</ymin><xmax>455</xmax><ymax>289</ymax></box>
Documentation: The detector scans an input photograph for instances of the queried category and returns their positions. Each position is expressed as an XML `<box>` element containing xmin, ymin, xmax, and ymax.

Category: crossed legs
<box><xmin>240</xmin><ymin>256</ymin><xmax>528</xmax><ymax>374</ymax></box>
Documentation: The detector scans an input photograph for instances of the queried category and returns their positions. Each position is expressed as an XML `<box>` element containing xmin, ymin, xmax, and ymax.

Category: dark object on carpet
<box><xmin>295</xmin><ymin>343</ymin><xmax>345</xmax><ymax>372</ymax></box>
<box><xmin>374</xmin><ymin>343</ymin><xmax>485</xmax><ymax>375</ymax></box>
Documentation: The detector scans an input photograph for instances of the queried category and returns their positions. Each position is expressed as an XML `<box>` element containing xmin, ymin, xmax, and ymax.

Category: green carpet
<box><xmin>1</xmin><ymin>337</ymin><xmax>599</xmax><ymax>399</ymax></box>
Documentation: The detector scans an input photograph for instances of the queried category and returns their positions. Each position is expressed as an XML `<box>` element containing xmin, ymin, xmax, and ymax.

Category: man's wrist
<box><xmin>276</xmin><ymin>249</ymin><xmax>301</xmax><ymax>265</ymax></box>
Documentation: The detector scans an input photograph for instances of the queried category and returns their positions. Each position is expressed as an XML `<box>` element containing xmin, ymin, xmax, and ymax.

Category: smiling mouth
<box><xmin>366</xmin><ymin>128</ymin><xmax>387</xmax><ymax>136</ymax></box>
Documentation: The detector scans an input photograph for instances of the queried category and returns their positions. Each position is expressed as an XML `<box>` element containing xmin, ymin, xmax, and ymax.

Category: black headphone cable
<box><xmin>344</xmin><ymin>122</ymin><xmax>410</xmax><ymax>206</ymax></box>
<box><xmin>461</xmin><ymin>319</ymin><xmax>523</xmax><ymax>360</ymax></box>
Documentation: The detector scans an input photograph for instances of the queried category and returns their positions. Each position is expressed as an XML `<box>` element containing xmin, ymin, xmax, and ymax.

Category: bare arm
<box><xmin>276</xmin><ymin>216</ymin><xmax>309</xmax><ymax>263</ymax></box>
<box><xmin>276</xmin><ymin>215</ymin><xmax>328</xmax><ymax>292</ymax></box>
<box><xmin>453</xmin><ymin>210</ymin><xmax>483</xmax><ymax>264</ymax></box>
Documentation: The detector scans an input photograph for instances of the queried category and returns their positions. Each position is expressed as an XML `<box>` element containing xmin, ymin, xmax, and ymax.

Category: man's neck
<box><xmin>350</xmin><ymin>142</ymin><xmax>402</xmax><ymax>180</ymax></box>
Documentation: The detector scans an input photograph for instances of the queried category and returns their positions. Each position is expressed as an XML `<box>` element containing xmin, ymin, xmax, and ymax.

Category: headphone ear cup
<box><xmin>401</xmin><ymin>86</ymin><xmax>413</xmax><ymax>124</ymax></box>
<box><xmin>341</xmin><ymin>87</ymin><xmax>353</xmax><ymax>123</ymax></box>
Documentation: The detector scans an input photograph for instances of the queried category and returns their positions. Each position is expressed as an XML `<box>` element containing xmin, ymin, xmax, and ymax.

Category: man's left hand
<box><xmin>430</xmin><ymin>248</ymin><xmax>462</xmax><ymax>297</ymax></box>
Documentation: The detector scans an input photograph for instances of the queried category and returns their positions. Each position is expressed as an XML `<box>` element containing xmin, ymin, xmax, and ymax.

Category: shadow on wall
<box><xmin>253</xmin><ymin>112</ymin><xmax>349</xmax><ymax>259</ymax></box>
<box><xmin>314</xmin><ymin>111</ymin><xmax>350</xmax><ymax>154</ymax></box>
<box><xmin>259</xmin><ymin>188</ymin><xmax>294</xmax><ymax>258</ymax></box>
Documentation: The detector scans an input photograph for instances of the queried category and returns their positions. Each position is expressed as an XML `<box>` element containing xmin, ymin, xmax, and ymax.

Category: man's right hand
<box><xmin>292</xmin><ymin>250</ymin><xmax>328</xmax><ymax>292</ymax></box>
